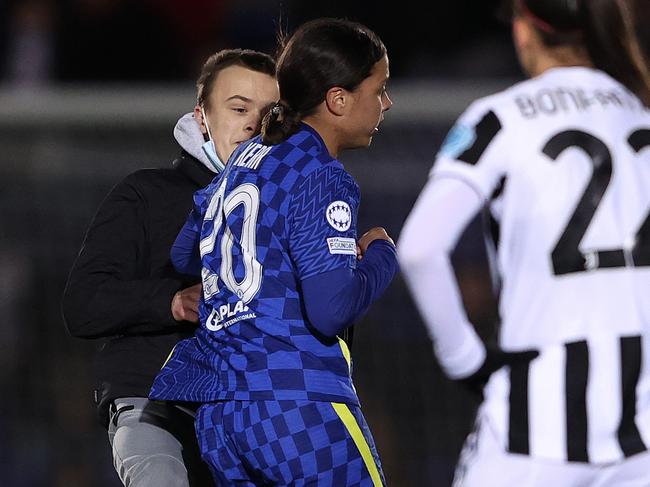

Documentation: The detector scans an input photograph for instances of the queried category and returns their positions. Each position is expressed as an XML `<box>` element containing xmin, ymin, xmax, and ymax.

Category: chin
<box><xmin>341</xmin><ymin>133</ymin><xmax>374</xmax><ymax>152</ymax></box>
<box><xmin>348</xmin><ymin>140</ymin><xmax>373</xmax><ymax>151</ymax></box>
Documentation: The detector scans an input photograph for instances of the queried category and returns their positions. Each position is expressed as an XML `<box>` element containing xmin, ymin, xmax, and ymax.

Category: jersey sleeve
<box><xmin>398</xmin><ymin>177</ymin><xmax>487</xmax><ymax>379</ymax></box>
<box><xmin>288</xmin><ymin>166</ymin><xmax>360</xmax><ymax>280</ymax></box>
<box><xmin>171</xmin><ymin>206</ymin><xmax>202</xmax><ymax>276</ymax></box>
<box><xmin>432</xmin><ymin>98</ymin><xmax>508</xmax><ymax>200</ymax></box>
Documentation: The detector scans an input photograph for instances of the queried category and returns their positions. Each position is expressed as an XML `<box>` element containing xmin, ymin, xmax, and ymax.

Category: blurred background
<box><xmin>0</xmin><ymin>0</ymin><xmax>524</xmax><ymax>485</ymax></box>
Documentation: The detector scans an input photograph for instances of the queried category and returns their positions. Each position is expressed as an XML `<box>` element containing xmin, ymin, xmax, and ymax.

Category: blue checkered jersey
<box><xmin>150</xmin><ymin>123</ymin><xmax>362</xmax><ymax>405</ymax></box>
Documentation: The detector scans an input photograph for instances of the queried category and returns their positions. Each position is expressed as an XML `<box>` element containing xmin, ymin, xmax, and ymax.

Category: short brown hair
<box><xmin>196</xmin><ymin>49</ymin><xmax>276</xmax><ymax>110</ymax></box>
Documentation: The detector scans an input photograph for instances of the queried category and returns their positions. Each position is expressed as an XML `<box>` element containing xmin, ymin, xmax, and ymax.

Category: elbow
<box><xmin>171</xmin><ymin>254</ymin><xmax>199</xmax><ymax>277</ymax></box>
<box><xmin>397</xmin><ymin>244</ymin><xmax>429</xmax><ymax>275</ymax></box>
<box><xmin>397</xmin><ymin>230</ymin><xmax>424</xmax><ymax>273</ymax></box>
<box><xmin>309</xmin><ymin>315</ymin><xmax>347</xmax><ymax>339</ymax></box>
<box><xmin>397</xmin><ymin>243</ymin><xmax>454</xmax><ymax>297</ymax></box>
<box><xmin>397</xmin><ymin>238</ymin><xmax>451</xmax><ymax>276</ymax></box>
<box><xmin>170</xmin><ymin>252</ymin><xmax>186</xmax><ymax>274</ymax></box>
<box><xmin>305</xmin><ymin>293</ymin><xmax>354</xmax><ymax>338</ymax></box>
<box><xmin>396</xmin><ymin>247</ymin><xmax>417</xmax><ymax>274</ymax></box>
<box><xmin>301</xmin><ymin>268</ymin><xmax>366</xmax><ymax>339</ymax></box>
<box><xmin>171</xmin><ymin>240</ymin><xmax>200</xmax><ymax>276</ymax></box>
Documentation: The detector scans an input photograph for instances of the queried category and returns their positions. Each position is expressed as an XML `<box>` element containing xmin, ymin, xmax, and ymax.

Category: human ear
<box><xmin>324</xmin><ymin>87</ymin><xmax>347</xmax><ymax>116</ymax></box>
<box><xmin>512</xmin><ymin>16</ymin><xmax>532</xmax><ymax>51</ymax></box>
<box><xmin>193</xmin><ymin>104</ymin><xmax>208</xmax><ymax>135</ymax></box>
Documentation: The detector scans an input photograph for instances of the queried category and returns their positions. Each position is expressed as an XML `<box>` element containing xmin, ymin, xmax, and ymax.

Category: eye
<box><xmin>232</xmin><ymin>107</ymin><xmax>247</xmax><ymax>114</ymax></box>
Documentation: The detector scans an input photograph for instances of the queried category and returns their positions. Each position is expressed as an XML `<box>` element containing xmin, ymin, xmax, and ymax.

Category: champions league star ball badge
<box><xmin>326</xmin><ymin>201</ymin><xmax>352</xmax><ymax>232</ymax></box>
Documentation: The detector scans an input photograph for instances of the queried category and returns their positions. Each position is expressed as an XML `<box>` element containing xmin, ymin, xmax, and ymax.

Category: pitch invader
<box><xmin>399</xmin><ymin>0</ymin><xmax>650</xmax><ymax>485</ymax></box>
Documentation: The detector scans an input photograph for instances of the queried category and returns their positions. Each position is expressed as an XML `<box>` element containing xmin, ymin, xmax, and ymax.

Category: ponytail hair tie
<box><xmin>261</xmin><ymin>100</ymin><xmax>302</xmax><ymax>145</ymax></box>
<box><xmin>271</xmin><ymin>103</ymin><xmax>283</xmax><ymax>116</ymax></box>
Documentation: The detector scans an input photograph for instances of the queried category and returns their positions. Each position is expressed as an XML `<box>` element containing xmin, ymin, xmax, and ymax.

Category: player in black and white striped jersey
<box><xmin>399</xmin><ymin>0</ymin><xmax>650</xmax><ymax>485</ymax></box>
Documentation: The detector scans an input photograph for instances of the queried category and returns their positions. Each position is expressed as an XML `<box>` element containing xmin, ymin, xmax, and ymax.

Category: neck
<box><xmin>302</xmin><ymin>114</ymin><xmax>341</xmax><ymax>158</ymax></box>
<box><xmin>528</xmin><ymin>47</ymin><xmax>592</xmax><ymax>77</ymax></box>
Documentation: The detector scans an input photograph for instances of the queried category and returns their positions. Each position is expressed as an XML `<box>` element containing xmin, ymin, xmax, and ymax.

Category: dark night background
<box><xmin>0</xmin><ymin>1</ymin><xmax>522</xmax><ymax>485</ymax></box>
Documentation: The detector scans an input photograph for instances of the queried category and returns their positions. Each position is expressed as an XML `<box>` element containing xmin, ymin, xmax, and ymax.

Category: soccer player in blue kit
<box><xmin>149</xmin><ymin>18</ymin><xmax>398</xmax><ymax>486</ymax></box>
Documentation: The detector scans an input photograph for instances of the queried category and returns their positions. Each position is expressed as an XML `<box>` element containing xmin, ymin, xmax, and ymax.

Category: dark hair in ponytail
<box><xmin>262</xmin><ymin>18</ymin><xmax>386</xmax><ymax>145</ymax></box>
<box><xmin>509</xmin><ymin>0</ymin><xmax>583</xmax><ymax>46</ymax></box>
<box><xmin>625</xmin><ymin>0</ymin><xmax>650</xmax><ymax>104</ymax></box>
<box><xmin>508</xmin><ymin>0</ymin><xmax>650</xmax><ymax>104</ymax></box>
<box><xmin>260</xmin><ymin>101</ymin><xmax>303</xmax><ymax>145</ymax></box>
<box><xmin>582</xmin><ymin>0</ymin><xmax>650</xmax><ymax>105</ymax></box>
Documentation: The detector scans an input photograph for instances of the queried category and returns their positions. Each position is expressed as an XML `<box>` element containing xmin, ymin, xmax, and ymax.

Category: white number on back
<box><xmin>200</xmin><ymin>179</ymin><xmax>263</xmax><ymax>304</ymax></box>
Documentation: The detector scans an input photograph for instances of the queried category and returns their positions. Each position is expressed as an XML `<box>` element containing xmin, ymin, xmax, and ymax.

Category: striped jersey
<box><xmin>434</xmin><ymin>67</ymin><xmax>650</xmax><ymax>463</ymax></box>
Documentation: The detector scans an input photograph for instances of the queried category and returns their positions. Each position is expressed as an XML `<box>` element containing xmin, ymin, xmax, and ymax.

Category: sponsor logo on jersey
<box><xmin>439</xmin><ymin>123</ymin><xmax>476</xmax><ymax>159</ymax></box>
<box><xmin>206</xmin><ymin>299</ymin><xmax>256</xmax><ymax>332</ymax></box>
<box><xmin>327</xmin><ymin>237</ymin><xmax>357</xmax><ymax>255</ymax></box>
<box><xmin>326</xmin><ymin>201</ymin><xmax>352</xmax><ymax>231</ymax></box>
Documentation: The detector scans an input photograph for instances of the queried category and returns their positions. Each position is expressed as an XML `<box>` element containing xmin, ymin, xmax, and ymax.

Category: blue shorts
<box><xmin>196</xmin><ymin>400</ymin><xmax>386</xmax><ymax>486</ymax></box>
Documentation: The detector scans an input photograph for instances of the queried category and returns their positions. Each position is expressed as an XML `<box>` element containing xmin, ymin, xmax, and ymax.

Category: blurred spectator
<box><xmin>0</xmin><ymin>0</ymin><xmax>522</xmax><ymax>83</ymax></box>
<box><xmin>5</xmin><ymin>0</ymin><xmax>55</xmax><ymax>86</ymax></box>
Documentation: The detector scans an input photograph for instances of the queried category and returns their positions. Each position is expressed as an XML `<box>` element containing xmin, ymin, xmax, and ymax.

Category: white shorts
<box><xmin>454</xmin><ymin>416</ymin><xmax>650</xmax><ymax>487</ymax></box>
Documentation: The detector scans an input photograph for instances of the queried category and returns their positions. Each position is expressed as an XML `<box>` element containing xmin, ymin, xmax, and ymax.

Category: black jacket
<box><xmin>62</xmin><ymin>152</ymin><xmax>215</xmax><ymax>426</ymax></box>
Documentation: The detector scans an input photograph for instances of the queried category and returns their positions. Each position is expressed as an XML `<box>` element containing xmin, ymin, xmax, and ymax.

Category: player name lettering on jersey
<box><xmin>206</xmin><ymin>299</ymin><xmax>255</xmax><ymax>332</ymax></box>
<box><xmin>234</xmin><ymin>142</ymin><xmax>273</xmax><ymax>170</ymax></box>
<box><xmin>515</xmin><ymin>86</ymin><xmax>645</xmax><ymax>120</ymax></box>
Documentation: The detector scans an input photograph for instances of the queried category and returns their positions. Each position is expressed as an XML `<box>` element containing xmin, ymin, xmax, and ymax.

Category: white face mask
<box><xmin>200</xmin><ymin>107</ymin><xmax>225</xmax><ymax>173</ymax></box>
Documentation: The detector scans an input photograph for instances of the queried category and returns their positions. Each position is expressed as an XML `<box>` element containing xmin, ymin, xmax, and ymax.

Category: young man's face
<box><xmin>196</xmin><ymin>65</ymin><xmax>279</xmax><ymax>163</ymax></box>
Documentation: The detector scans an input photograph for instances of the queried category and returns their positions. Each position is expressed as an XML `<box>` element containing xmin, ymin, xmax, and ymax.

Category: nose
<box><xmin>382</xmin><ymin>91</ymin><xmax>393</xmax><ymax>112</ymax></box>
<box><xmin>244</xmin><ymin>116</ymin><xmax>256</xmax><ymax>134</ymax></box>
<box><xmin>246</xmin><ymin>112</ymin><xmax>266</xmax><ymax>136</ymax></box>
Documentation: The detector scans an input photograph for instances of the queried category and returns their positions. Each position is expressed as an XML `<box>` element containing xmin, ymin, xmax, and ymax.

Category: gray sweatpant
<box><xmin>107</xmin><ymin>397</ymin><xmax>213</xmax><ymax>487</ymax></box>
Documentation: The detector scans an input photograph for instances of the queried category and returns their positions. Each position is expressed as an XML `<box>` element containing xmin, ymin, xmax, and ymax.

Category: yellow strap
<box><xmin>161</xmin><ymin>344</ymin><xmax>177</xmax><ymax>369</ymax></box>
<box><xmin>338</xmin><ymin>337</ymin><xmax>352</xmax><ymax>371</ymax></box>
<box><xmin>331</xmin><ymin>403</ymin><xmax>383</xmax><ymax>487</ymax></box>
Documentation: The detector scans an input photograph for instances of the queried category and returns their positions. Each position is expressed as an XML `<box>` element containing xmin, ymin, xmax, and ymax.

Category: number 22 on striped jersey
<box><xmin>544</xmin><ymin>128</ymin><xmax>650</xmax><ymax>275</ymax></box>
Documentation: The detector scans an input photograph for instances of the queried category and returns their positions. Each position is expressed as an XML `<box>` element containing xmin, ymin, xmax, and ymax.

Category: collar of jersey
<box><xmin>538</xmin><ymin>65</ymin><xmax>603</xmax><ymax>81</ymax></box>
<box><xmin>296</xmin><ymin>121</ymin><xmax>328</xmax><ymax>154</ymax></box>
